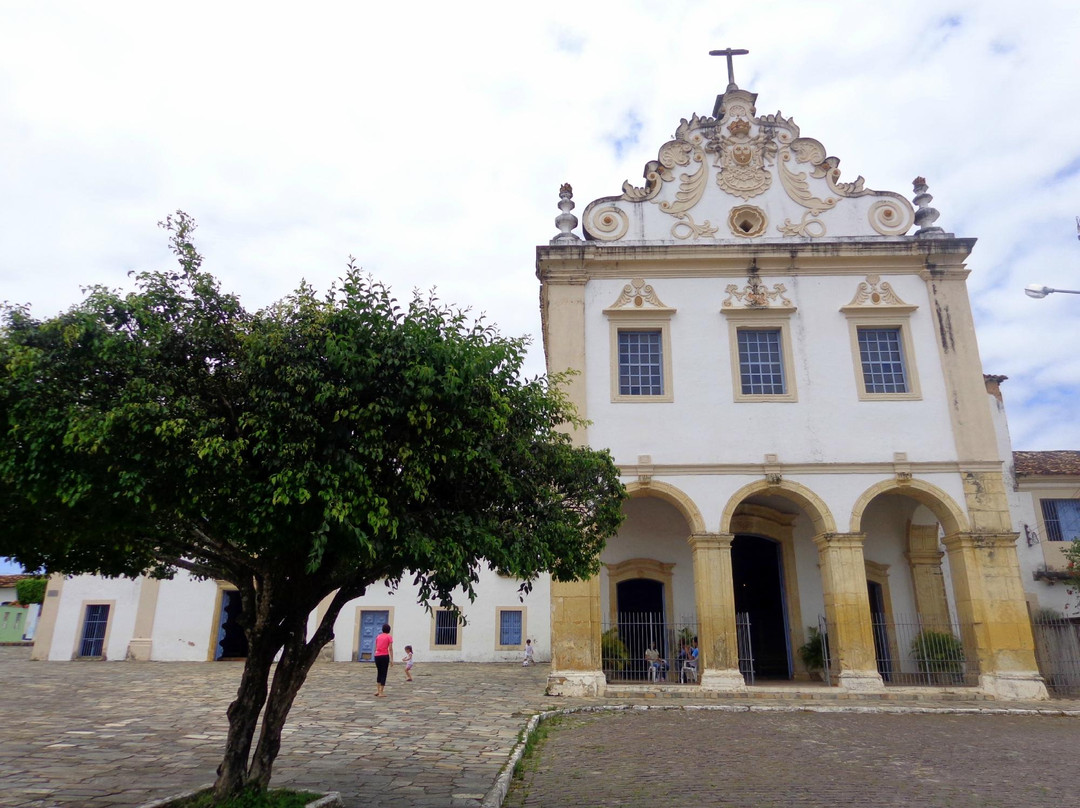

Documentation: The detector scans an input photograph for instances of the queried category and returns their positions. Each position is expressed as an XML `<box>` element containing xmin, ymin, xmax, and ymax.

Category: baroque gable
<box><xmin>581</xmin><ymin>88</ymin><xmax>915</xmax><ymax>244</ymax></box>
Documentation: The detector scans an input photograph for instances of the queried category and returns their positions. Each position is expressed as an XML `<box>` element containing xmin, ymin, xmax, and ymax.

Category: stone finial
<box><xmin>913</xmin><ymin>177</ymin><xmax>945</xmax><ymax>238</ymax></box>
<box><xmin>550</xmin><ymin>183</ymin><xmax>581</xmax><ymax>244</ymax></box>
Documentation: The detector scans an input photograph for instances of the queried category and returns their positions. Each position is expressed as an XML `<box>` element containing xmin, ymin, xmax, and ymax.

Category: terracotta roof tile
<box><xmin>1014</xmin><ymin>450</ymin><xmax>1080</xmax><ymax>477</ymax></box>
<box><xmin>0</xmin><ymin>574</ymin><xmax>31</xmax><ymax>588</ymax></box>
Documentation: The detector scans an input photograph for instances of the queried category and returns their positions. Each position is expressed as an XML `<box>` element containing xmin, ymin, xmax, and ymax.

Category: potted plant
<box><xmin>601</xmin><ymin>628</ymin><xmax>630</xmax><ymax>680</ymax></box>
<box><xmin>910</xmin><ymin>630</ymin><xmax>965</xmax><ymax>684</ymax></box>
<box><xmin>797</xmin><ymin>626</ymin><xmax>828</xmax><ymax>681</ymax></box>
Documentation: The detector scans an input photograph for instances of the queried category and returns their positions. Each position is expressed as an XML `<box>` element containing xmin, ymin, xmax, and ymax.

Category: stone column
<box><xmin>125</xmin><ymin>576</ymin><xmax>161</xmax><ymax>661</ymax></box>
<box><xmin>813</xmin><ymin>532</ymin><xmax>883</xmax><ymax>691</ymax></box>
<box><xmin>689</xmin><ymin>532</ymin><xmax>746</xmax><ymax>691</ymax></box>
<box><xmin>907</xmin><ymin>523</ymin><xmax>951</xmax><ymax>628</ymax></box>
<box><xmin>546</xmin><ymin>576</ymin><xmax>605</xmax><ymax>696</ymax></box>
<box><xmin>942</xmin><ymin>531</ymin><xmax>1048</xmax><ymax>699</ymax></box>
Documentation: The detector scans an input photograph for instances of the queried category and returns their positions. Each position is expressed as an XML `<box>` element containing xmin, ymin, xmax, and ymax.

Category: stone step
<box><xmin>603</xmin><ymin>684</ymin><xmax>995</xmax><ymax>701</ymax></box>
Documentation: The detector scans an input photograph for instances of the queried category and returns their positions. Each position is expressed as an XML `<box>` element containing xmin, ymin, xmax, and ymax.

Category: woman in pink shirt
<box><xmin>374</xmin><ymin>623</ymin><xmax>394</xmax><ymax>697</ymax></box>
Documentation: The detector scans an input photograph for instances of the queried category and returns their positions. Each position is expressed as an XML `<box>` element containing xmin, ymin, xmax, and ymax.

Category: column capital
<box><xmin>812</xmin><ymin>532</ymin><xmax>867</xmax><ymax>551</ymax></box>
<box><xmin>906</xmin><ymin>549</ymin><xmax>945</xmax><ymax>565</ymax></box>
<box><xmin>941</xmin><ymin>531</ymin><xmax>1019</xmax><ymax>551</ymax></box>
<box><xmin>688</xmin><ymin>532</ymin><xmax>733</xmax><ymax>551</ymax></box>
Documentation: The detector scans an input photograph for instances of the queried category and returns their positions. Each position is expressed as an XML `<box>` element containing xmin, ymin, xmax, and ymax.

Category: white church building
<box><xmin>29</xmin><ymin>64</ymin><xmax>1080</xmax><ymax>699</ymax></box>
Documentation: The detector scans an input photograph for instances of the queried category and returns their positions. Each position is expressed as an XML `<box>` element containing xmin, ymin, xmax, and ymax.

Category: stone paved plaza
<box><xmin>505</xmin><ymin>708</ymin><xmax>1080</xmax><ymax>807</ymax></box>
<box><xmin>3</xmin><ymin>645</ymin><xmax>1080</xmax><ymax>808</ymax></box>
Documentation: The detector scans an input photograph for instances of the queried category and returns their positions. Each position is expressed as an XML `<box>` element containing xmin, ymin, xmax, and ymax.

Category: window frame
<box><xmin>722</xmin><ymin>307</ymin><xmax>798</xmax><ymax>403</ymax></box>
<box><xmin>495</xmin><ymin>607</ymin><xmax>526</xmax><ymax>651</ymax></box>
<box><xmin>607</xmin><ymin>316</ymin><xmax>674</xmax><ymax>403</ymax></box>
<box><xmin>1040</xmin><ymin>498</ymin><xmax>1080</xmax><ymax>542</ymax></box>
<box><xmin>73</xmin><ymin>600</ymin><xmax>115</xmax><ymax>660</ymax></box>
<box><xmin>429</xmin><ymin>608</ymin><xmax>463</xmax><ymax>651</ymax></box>
<box><xmin>841</xmin><ymin>307</ymin><xmax>921</xmax><ymax>401</ymax></box>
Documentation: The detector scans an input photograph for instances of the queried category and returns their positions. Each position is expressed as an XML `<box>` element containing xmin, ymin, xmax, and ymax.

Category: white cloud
<box><xmin>2</xmin><ymin>0</ymin><xmax>1079</xmax><ymax>450</ymax></box>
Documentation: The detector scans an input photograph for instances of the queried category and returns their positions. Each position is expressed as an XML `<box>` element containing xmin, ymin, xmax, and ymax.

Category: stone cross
<box><xmin>709</xmin><ymin>48</ymin><xmax>749</xmax><ymax>90</ymax></box>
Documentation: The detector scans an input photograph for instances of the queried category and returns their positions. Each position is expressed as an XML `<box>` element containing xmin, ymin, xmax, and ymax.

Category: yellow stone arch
<box><xmin>848</xmin><ymin>478</ymin><xmax>969</xmax><ymax>536</ymax></box>
<box><xmin>719</xmin><ymin>479</ymin><xmax>836</xmax><ymax>535</ymax></box>
<box><xmin>624</xmin><ymin>480</ymin><xmax>706</xmax><ymax>535</ymax></box>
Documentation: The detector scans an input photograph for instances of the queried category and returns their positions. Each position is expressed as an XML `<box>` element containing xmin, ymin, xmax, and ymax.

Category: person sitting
<box><xmin>644</xmin><ymin>644</ymin><xmax>666</xmax><ymax>681</ymax></box>
<box><xmin>680</xmin><ymin>642</ymin><xmax>698</xmax><ymax>683</ymax></box>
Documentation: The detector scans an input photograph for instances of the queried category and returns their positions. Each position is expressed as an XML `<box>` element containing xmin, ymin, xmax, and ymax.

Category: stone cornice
<box><xmin>536</xmin><ymin>238</ymin><xmax>976</xmax><ymax>282</ymax></box>
<box><xmin>617</xmin><ymin>460</ymin><xmax>1003</xmax><ymax>477</ymax></box>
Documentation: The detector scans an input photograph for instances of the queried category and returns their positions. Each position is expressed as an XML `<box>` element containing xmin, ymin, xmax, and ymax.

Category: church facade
<box><xmin>29</xmin><ymin>72</ymin><xmax>1077</xmax><ymax>701</ymax></box>
<box><xmin>538</xmin><ymin>76</ymin><xmax>1050</xmax><ymax>699</ymax></box>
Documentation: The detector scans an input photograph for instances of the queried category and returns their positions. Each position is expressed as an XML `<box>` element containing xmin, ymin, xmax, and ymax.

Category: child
<box><xmin>402</xmin><ymin>645</ymin><xmax>414</xmax><ymax>682</ymax></box>
<box><xmin>522</xmin><ymin>638</ymin><xmax>535</xmax><ymax>667</ymax></box>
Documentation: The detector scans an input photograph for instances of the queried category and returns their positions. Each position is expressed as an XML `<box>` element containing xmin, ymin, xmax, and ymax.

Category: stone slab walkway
<box><xmin>3</xmin><ymin>645</ymin><xmax>1079</xmax><ymax>808</ymax></box>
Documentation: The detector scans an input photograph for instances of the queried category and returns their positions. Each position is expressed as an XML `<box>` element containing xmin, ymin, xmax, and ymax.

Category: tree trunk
<box><xmin>246</xmin><ymin>586</ymin><xmax>360</xmax><ymax>789</ymax></box>
<box><xmin>212</xmin><ymin>637</ymin><xmax>278</xmax><ymax>800</ymax></box>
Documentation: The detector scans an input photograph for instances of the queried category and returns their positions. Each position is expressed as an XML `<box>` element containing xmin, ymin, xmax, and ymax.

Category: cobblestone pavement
<box><xmin>3</xmin><ymin>644</ymin><xmax>1079</xmax><ymax>808</ymax></box>
<box><xmin>0</xmin><ymin>646</ymin><xmax>551</xmax><ymax>808</ymax></box>
<box><xmin>505</xmin><ymin>707</ymin><xmax>1080</xmax><ymax>808</ymax></box>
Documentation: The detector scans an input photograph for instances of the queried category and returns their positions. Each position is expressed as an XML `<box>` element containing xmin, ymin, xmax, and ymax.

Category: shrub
<box><xmin>15</xmin><ymin>577</ymin><xmax>46</xmax><ymax>605</ymax></box>
<box><xmin>798</xmin><ymin>626</ymin><xmax>828</xmax><ymax>672</ymax></box>
<box><xmin>910</xmin><ymin>630</ymin><xmax>965</xmax><ymax>676</ymax></box>
<box><xmin>601</xmin><ymin>628</ymin><xmax>629</xmax><ymax>674</ymax></box>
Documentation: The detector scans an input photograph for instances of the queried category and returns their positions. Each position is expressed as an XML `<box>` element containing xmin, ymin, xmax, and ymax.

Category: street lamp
<box><xmin>1025</xmin><ymin>284</ymin><xmax>1080</xmax><ymax>299</ymax></box>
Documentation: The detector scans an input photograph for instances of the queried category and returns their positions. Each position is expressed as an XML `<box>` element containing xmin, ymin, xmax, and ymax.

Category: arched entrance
<box><xmin>616</xmin><ymin>577</ymin><xmax>666</xmax><ymax>680</ymax></box>
<box><xmin>732</xmin><ymin>534</ymin><xmax>791</xmax><ymax>679</ymax></box>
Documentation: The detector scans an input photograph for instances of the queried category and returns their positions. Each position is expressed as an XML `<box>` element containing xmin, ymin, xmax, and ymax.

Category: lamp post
<box><xmin>1024</xmin><ymin>284</ymin><xmax>1080</xmax><ymax>299</ymax></box>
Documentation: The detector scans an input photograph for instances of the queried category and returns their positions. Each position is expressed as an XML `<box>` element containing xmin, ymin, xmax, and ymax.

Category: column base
<box><xmin>979</xmin><ymin>672</ymin><xmax>1049</xmax><ymax>700</ymax></box>
<box><xmin>546</xmin><ymin>670</ymin><xmax>606</xmax><ymax>697</ymax></box>
<box><xmin>316</xmin><ymin>639</ymin><xmax>336</xmax><ymax>664</ymax></box>
<box><xmin>836</xmin><ymin>669</ymin><xmax>884</xmax><ymax>692</ymax></box>
<box><xmin>699</xmin><ymin>668</ymin><xmax>748</xmax><ymax>693</ymax></box>
<box><xmin>126</xmin><ymin>639</ymin><xmax>153</xmax><ymax>661</ymax></box>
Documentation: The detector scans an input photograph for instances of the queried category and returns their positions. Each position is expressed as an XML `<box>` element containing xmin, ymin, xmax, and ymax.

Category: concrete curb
<box><xmin>138</xmin><ymin>785</ymin><xmax>343</xmax><ymax>808</ymax></box>
<box><xmin>482</xmin><ymin>700</ymin><xmax>1080</xmax><ymax>807</ymax></box>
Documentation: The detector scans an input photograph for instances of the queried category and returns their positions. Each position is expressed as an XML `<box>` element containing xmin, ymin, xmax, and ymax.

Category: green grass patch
<box><xmin>512</xmin><ymin>715</ymin><xmax>564</xmax><ymax>782</ymax></box>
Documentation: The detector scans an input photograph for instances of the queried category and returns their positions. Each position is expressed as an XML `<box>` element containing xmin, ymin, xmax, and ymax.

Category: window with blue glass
<box><xmin>857</xmin><ymin>327</ymin><xmax>908</xmax><ymax>394</ymax></box>
<box><xmin>618</xmin><ymin>330</ymin><xmax>664</xmax><ymax>396</ymax></box>
<box><xmin>737</xmin><ymin>329</ymin><xmax>786</xmax><ymax>395</ymax></box>
<box><xmin>1041</xmin><ymin>499</ymin><xmax>1080</xmax><ymax>542</ymax></box>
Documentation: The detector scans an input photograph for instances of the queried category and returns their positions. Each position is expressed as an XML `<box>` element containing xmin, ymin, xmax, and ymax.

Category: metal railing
<box><xmin>601</xmin><ymin>613</ymin><xmax>756</xmax><ymax>685</ymax></box>
<box><xmin>864</xmin><ymin>613</ymin><xmax>977</xmax><ymax>687</ymax></box>
<box><xmin>1031</xmin><ymin>614</ymin><xmax>1080</xmax><ymax>696</ymax></box>
<box><xmin>601</xmin><ymin>614</ymin><xmax>698</xmax><ymax>683</ymax></box>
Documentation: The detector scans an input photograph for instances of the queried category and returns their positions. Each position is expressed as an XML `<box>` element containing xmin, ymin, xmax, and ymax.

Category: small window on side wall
<box><xmin>1041</xmin><ymin>499</ymin><xmax>1080</xmax><ymax>542</ymax></box>
<box><xmin>431</xmin><ymin>609</ymin><xmax>462</xmax><ymax>650</ymax></box>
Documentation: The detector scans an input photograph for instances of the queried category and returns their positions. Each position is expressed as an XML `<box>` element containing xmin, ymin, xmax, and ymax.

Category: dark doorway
<box><xmin>732</xmin><ymin>535</ymin><xmax>791</xmax><ymax>679</ymax></box>
<box><xmin>215</xmin><ymin>589</ymin><xmax>249</xmax><ymax>660</ymax></box>
<box><xmin>867</xmin><ymin>580</ymin><xmax>892</xmax><ymax>681</ymax></box>
<box><xmin>616</xmin><ymin>578</ymin><xmax>665</xmax><ymax>680</ymax></box>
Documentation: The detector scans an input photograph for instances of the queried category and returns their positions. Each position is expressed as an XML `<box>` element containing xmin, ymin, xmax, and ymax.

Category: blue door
<box><xmin>358</xmin><ymin>610</ymin><xmax>389</xmax><ymax>661</ymax></box>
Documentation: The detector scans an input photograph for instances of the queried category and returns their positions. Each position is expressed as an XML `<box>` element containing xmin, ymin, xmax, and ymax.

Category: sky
<box><xmin>2</xmin><ymin>1</ymin><xmax>1079</xmax><ymax>574</ymax></box>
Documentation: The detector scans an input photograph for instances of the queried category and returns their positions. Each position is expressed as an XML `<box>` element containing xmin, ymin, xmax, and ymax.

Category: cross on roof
<box><xmin>709</xmin><ymin>48</ymin><xmax>749</xmax><ymax>91</ymax></box>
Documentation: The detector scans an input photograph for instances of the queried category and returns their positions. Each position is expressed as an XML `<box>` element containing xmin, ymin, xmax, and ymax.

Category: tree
<box><xmin>0</xmin><ymin>213</ymin><xmax>625</xmax><ymax>801</ymax></box>
<box><xmin>15</xmin><ymin>576</ymin><xmax>46</xmax><ymax>605</ymax></box>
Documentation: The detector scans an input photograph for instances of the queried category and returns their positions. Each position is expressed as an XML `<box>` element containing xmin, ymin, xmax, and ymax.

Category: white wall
<box><xmin>585</xmin><ymin>273</ymin><xmax>957</xmax><ymax>468</ymax></box>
